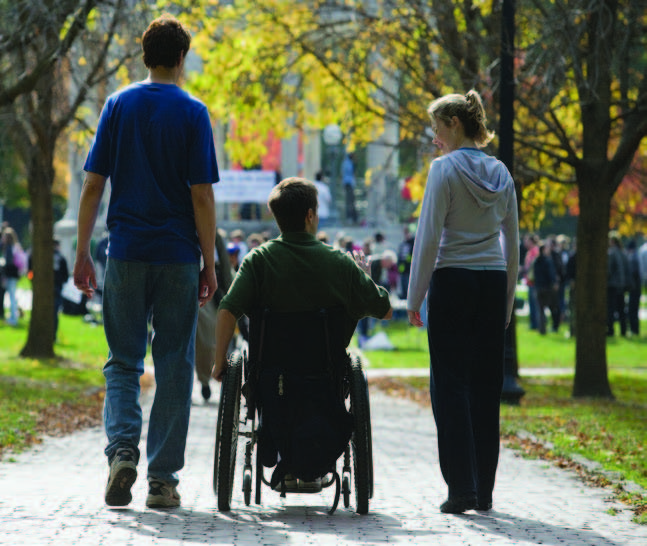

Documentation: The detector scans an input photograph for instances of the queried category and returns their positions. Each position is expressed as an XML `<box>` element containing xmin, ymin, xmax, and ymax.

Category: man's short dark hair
<box><xmin>268</xmin><ymin>177</ymin><xmax>318</xmax><ymax>233</ymax></box>
<box><xmin>142</xmin><ymin>14</ymin><xmax>191</xmax><ymax>69</ymax></box>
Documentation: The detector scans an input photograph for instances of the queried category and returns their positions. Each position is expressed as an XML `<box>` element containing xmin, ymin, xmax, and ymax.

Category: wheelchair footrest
<box><xmin>272</xmin><ymin>475</ymin><xmax>326</xmax><ymax>494</ymax></box>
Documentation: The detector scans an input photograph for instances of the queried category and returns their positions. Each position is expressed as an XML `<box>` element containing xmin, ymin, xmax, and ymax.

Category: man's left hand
<box><xmin>198</xmin><ymin>267</ymin><xmax>217</xmax><ymax>307</ymax></box>
<box><xmin>350</xmin><ymin>250</ymin><xmax>371</xmax><ymax>274</ymax></box>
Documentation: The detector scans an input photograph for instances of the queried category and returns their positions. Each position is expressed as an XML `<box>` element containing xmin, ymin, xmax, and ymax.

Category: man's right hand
<box><xmin>73</xmin><ymin>253</ymin><xmax>97</xmax><ymax>299</ymax></box>
<box><xmin>211</xmin><ymin>358</ymin><xmax>227</xmax><ymax>382</ymax></box>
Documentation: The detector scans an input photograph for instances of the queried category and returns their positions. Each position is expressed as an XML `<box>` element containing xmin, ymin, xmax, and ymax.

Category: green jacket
<box><xmin>219</xmin><ymin>231</ymin><xmax>390</xmax><ymax>342</ymax></box>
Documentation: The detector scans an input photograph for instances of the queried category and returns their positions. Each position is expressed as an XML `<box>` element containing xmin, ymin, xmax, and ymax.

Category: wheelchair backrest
<box><xmin>248</xmin><ymin>306</ymin><xmax>350</xmax><ymax>375</ymax></box>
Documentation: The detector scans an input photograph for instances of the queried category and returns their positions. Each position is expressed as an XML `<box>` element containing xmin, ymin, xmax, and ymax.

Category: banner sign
<box><xmin>212</xmin><ymin>170</ymin><xmax>276</xmax><ymax>203</ymax></box>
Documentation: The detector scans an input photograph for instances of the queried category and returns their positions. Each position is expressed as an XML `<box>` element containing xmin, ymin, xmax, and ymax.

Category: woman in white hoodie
<box><xmin>407</xmin><ymin>90</ymin><xmax>519</xmax><ymax>514</ymax></box>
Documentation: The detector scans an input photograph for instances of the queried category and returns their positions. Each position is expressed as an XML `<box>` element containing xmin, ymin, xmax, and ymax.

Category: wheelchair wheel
<box><xmin>243</xmin><ymin>468</ymin><xmax>252</xmax><ymax>506</ymax></box>
<box><xmin>350</xmin><ymin>356</ymin><xmax>373</xmax><ymax>514</ymax></box>
<box><xmin>255</xmin><ymin>441</ymin><xmax>263</xmax><ymax>505</ymax></box>
<box><xmin>342</xmin><ymin>471</ymin><xmax>351</xmax><ymax>508</ymax></box>
<box><xmin>213</xmin><ymin>352</ymin><xmax>243</xmax><ymax>511</ymax></box>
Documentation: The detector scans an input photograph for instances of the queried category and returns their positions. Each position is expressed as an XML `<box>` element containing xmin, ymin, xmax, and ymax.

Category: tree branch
<box><xmin>0</xmin><ymin>0</ymin><xmax>97</xmax><ymax>107</ymax></box>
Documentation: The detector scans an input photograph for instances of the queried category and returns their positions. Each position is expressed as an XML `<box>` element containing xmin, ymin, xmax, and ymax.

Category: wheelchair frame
<box><xmin>213</xmin><ymin>346</ymin><xmax>374</xmax><ymax>515</ymax></box>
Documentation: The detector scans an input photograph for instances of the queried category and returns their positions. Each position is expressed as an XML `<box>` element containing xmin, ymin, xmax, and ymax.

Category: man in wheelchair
<box><xmin>212</xmin><ymin>177</ymin><xmax>392</xmax><ymax>502</ymax></box>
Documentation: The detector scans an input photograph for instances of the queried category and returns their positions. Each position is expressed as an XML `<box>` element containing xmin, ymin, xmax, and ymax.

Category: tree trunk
<box><xmin>20</xmin><ymin>152</ymin><xmax>56</xmax><ymax>358</ymax></box>
<box><xmin>572</xmin><ymin>172</ymin><xmax>613</xmax><ymax>398</ymax></box>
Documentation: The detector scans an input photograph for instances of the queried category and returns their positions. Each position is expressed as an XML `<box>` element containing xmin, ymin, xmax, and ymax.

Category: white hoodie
<box><xmin>407</xmin><ymin>148</ymin><xmax>519</xmax><ymax>322</ymax></box>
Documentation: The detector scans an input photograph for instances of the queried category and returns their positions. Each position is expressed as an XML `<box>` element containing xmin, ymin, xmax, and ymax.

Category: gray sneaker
<box><xmin>105</xmin><ymin>448</ymin><xmax>138</xmax><ymax>506</ymax></box>
<box><xmin>146</xmin><ymin>480</ymin><xmax>181</xmax><ymax>508</ymax></box>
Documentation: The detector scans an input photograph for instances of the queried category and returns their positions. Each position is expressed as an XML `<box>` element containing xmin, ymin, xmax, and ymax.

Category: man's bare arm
<box><xmin>191</xmin><ymin>183</ymin><xmax>217</xmax><ymax>306</ymax></box>
<box><xmin>212</xmin><ymin>308</ymin><xmax>237</xmax><ymax>382</ymax></box>
<box><xmin>73</xmin><ymin>172</ymin><xmax>107</xmax><ymax>298</ymax></box>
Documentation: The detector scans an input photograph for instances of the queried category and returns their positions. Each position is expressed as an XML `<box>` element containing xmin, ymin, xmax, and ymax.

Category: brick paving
<box><xmin>0</xmin><ymin>381</ymin><xmax>645</xmax><ymax>545</ymax></box>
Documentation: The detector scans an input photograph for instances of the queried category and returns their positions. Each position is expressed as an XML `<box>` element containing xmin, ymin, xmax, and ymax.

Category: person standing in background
<box><xmin>521</xmin><ymin>234</ymin><xmax>540</xmax><ymax>330</ymax></box>
<box><xmin>407</xmin><ymin>90</ymin><xmax>519</xmax><ymax>515</ymax></box>
<box><xmin>73</xmin><ymin>14</ymin><xmax>219</xmax><ymax>510</ymax></box>
<box><xmin>607</xmin><ymin>234</ymin><xmax>626</xmax><ymax>337</ymax></box>
<box><xmin>533</xmin><ymin>240</ymin><xmax>560</xmax><ymax>334</ymax></box>
<box><xmin>625</xmin><ymin>240</ymin><xmax>641</xmax><ymax>336</ymax></box>
<box><xmin>194</xmin><ymin>229</ymin><xmax>233</xmax><ymax>401</ymax></box>
<box><xmin>341</xmin><ymin>152</ymin><xmax>358</xmax><ymax>225</ymax></box>
<box><xmin>397</xmin><ymin>226</ymin><xmax>415</xmax><ymax>301</ymax></box>
<box><xmin>1</xmin><ymin>226</ymin><xmax>26</xmax><ymax>326</ymax></box>
<box><xmin>52</xmin><ymin>240</ymin><xmax>69</xmax><ymax>341</ymax></box>
<box><xmin>229</xmin><ymin>229</ymin><xmax>248</xmax><ymax>259</ymax></box>
<box><xmin>638</xmin><ymin>237</ymin><xmax>647</xmax><ymax>293</ymax></box>
<box><xmin>565</xmin><ymin>242</ymin><xmax>577</xmax><ymax>338</ymax></box>
<box><xmin>554</xmin><ymin>234</ymin><xmax>571</xmax><ymax>322</ymax></box>
<box><xmin>313</xmin><ymin>171</ymin><xmax>332</xmax><ymax>228</ymax></box>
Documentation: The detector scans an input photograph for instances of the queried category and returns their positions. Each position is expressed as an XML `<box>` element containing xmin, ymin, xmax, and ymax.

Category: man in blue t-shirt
<box><xmin>73</xmin><ymin>15</ymin><xmax>219</xmax><ymax>510</ymax></box>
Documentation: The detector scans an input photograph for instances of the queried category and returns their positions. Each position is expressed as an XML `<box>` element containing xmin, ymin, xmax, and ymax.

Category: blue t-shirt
<box><xmin>84</xmin><ymin>81</ymin><xmax>219</xmax><ymax>263</ymax></box>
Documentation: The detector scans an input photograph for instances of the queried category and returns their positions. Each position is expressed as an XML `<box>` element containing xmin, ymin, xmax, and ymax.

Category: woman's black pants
<box><xmin>426</xmin><ymin>267</ymin><xmax>507</xmax><ymax>503</ymax></box>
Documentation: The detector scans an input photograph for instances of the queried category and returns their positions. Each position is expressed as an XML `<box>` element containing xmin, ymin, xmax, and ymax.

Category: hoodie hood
<box><xmin>445</xmin><ymin>149</ymin><xmax>511</xmax><ymax>208</ymax></box>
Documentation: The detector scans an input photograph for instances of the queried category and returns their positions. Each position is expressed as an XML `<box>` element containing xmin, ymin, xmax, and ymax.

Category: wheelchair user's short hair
<box><xmin>268</xmin><ymin>177</ymin><xmax>318</xmax><ymax>233</ymax></box>
<box><xmin>142</xmin><ymin>14</ymin><xmax>191</xmax><ymax>69</ymax></box>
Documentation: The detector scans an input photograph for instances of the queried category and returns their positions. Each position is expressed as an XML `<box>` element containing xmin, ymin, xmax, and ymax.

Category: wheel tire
<box><xmin>350</xmin><ymin>356</ymin><xmax>372</xmax><ymax>514</ymax></box>
<box><xmin>342</xmin><ymin>473</ymin><xmax>351</xmax><ymax>508</ymax></box>
<box><xmin>213</xmin><ymin>353</ymin><xmax>243</xmax><ymax>511</ymax></box>
<box><xmin>255</xmin><ymin>441</ymin><xmax>263</xmax><ymax>505</ymax></box>
<box><xmin>243</xmin><ymin>469</ymin><xmax>252</xmax><ymax>506</ymax></box>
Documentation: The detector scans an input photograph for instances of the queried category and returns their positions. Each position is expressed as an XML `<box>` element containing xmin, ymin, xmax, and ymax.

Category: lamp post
<box><xmin>322</xmin><ymin>124</ymin><xmax>343</xmax><ymax>224</ymax></box>
<box><xmin>499</xmin><ymin>0</ymin><xmax>525</xmax><ymax>404</ymax></box>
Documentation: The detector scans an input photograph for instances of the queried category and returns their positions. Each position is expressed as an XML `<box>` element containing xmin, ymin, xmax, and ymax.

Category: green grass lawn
<box><xmin>359</xmin><ymin>313</ymin><xmax>647</xmax><ymax>370</ymax></box>
<box><xmin>0</xmin><ymin>313</ymin><xmax>107</xmax><ymax>457</ymax></box>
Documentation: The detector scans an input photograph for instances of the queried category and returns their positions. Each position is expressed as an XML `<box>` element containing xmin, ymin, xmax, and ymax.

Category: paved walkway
<box><xmin>0</xmin><ymin>380</ymin><xmax>645</xmax><ymax>545</ymax></box>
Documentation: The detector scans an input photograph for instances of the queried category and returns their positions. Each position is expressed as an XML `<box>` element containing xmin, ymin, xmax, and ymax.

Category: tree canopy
<box><xmin>2</xmin><ymin>0</ymin><xmax>645</xmax><ymax>393</ymax></box>
<box><xmin>185</xmin><ymin>0</ymin><xmax>647</xmax><ymax>396</ymax></box>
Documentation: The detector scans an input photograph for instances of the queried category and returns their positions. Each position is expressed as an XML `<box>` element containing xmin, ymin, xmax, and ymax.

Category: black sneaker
<box><xmin>440</xmin><ymin>496</ymin><xmax>477</xmax><ymax>514</ymax></box>
<box><xmin>146</xmin><ymin>480</ymin><xmax>181</xmax><ymax>508</ymax></box>
<box><xmin>201</xmin><ymin>383</ymin><xmax>211</xmax><ymax>401</ymax></box>
<box><xmin>476</xmin><ymin>499</ymin><xmax>493</xmax><ymax>511</ymax></box>
<box><xmin>105</xmin><ymin>448</ymin><xmax>137</xmax><ymax>506</ymax></box>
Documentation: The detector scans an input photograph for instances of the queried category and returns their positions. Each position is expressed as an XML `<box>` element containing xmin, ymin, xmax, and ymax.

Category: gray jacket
<box><xmin>407</xmin><ymin>148</ymin><xmax>519</xmax><ymax>322</ymax></box>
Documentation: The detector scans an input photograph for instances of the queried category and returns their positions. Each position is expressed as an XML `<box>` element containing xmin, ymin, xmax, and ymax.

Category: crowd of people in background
<box><xmin>2</xmin><ymin>219</ymin><xmax>647</xmax><ymax>348</ymax></box>
<box><xmin>3</xmin><ymin>218</ymin><xmax>647</xmax><ymax>343</ymax></box>
<box><xmin>520</xmin><ymin>231</ymin><xmax>647</xmax><ymax>338</ymax></box>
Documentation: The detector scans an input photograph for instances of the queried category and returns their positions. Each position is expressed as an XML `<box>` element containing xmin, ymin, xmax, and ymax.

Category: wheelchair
<box><xmin>213</xmin><ymin>307</ymin><xmax>374</xmax><ymax>515</ymax></box>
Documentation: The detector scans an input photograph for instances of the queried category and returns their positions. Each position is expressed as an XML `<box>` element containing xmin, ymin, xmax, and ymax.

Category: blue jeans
<box><xmin>5</xmin><ymin>277</ymin><xmax>18</xmax><ymax>325</ymax></box>
<box><xmin>102</xmin><ymin>258</ymin><xmax>199</xmax><ymax>485</ymax></box>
